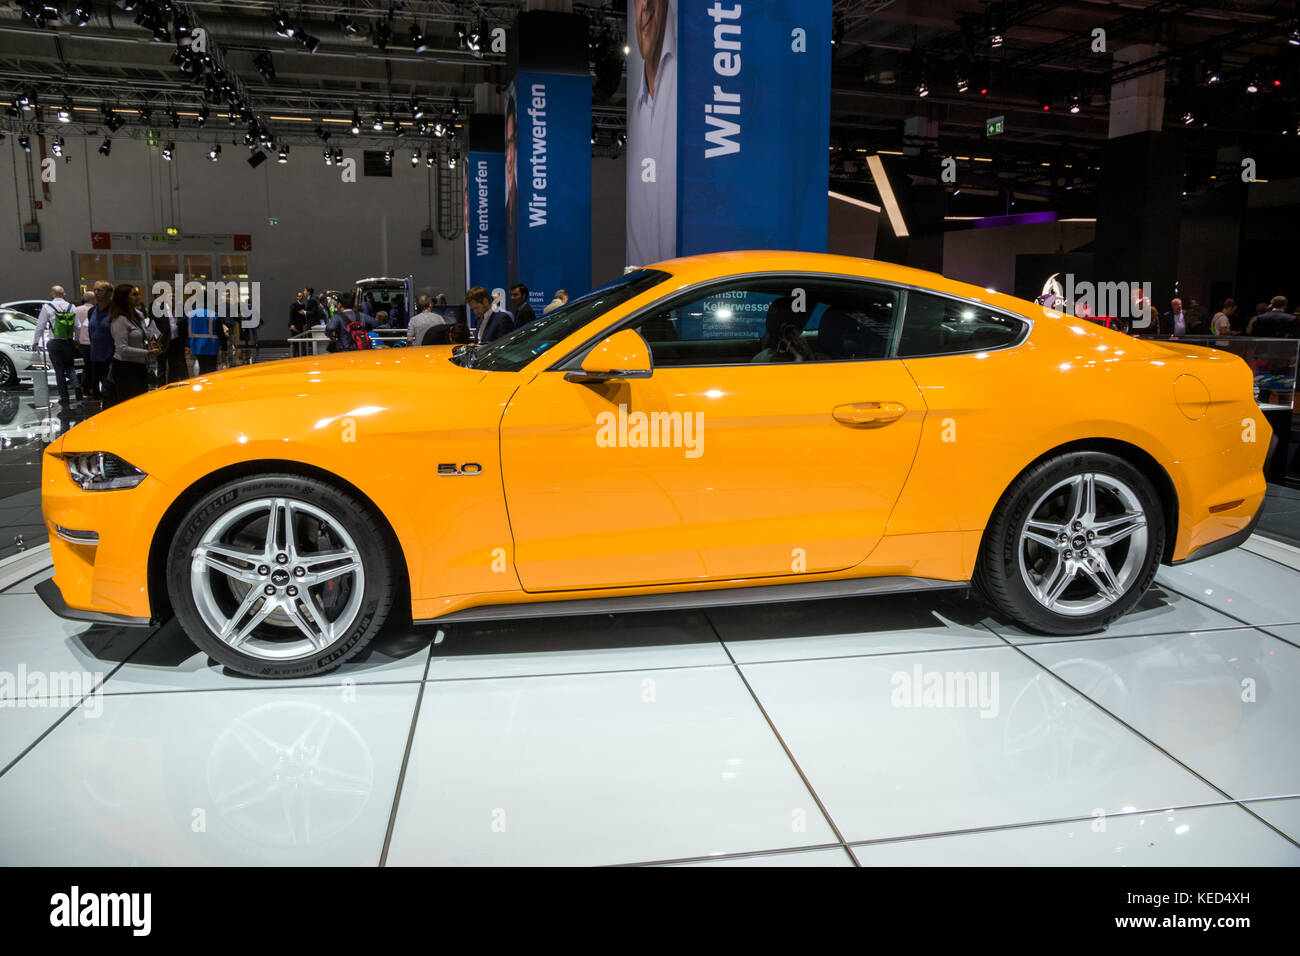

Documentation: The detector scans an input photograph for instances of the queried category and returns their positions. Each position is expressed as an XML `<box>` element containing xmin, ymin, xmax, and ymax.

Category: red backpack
<box><xmin>344</xmin><ymin>312</ymin><xmax>371</xmax><ymax>350</ymax></box>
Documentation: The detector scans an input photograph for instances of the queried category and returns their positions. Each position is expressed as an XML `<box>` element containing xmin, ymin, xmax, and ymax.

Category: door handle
<box><xmin>832</xmin><ymin>402</ymin><xmax>907</xmax><ymax>426</ymax></box>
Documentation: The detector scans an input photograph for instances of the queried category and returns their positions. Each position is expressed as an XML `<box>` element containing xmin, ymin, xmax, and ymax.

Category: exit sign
<box><xmin>986</xmin><ymin>115</ymin><xmax>1005</xmax><ymax>136</ymax></box>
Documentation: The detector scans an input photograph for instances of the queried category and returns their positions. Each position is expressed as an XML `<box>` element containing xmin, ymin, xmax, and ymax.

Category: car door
<box><xmin>499</xmin><ymin>274</ymin><xmax>927</xmax><ymax>592</ymax></box>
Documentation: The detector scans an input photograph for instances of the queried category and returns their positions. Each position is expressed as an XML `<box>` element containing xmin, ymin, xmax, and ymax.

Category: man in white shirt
<box><xmin>626</xmin><ymin>0</ymin><xmax>676</xmax><ymax>266</ymax></box>
<box><xmin>34</xmin><ymin>285</ymin><xmax>77</xmax><ymax>407</ymax></box>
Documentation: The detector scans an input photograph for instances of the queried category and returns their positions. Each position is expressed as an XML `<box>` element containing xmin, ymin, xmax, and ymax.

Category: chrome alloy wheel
<box><xmin>189</xmin><ymin>497</ymin><xmax>366</xmax><ymax>661</ymax></box>
<box><xmin>1016</xmin><ymin>473</ymin><xmax>1149</xmax><ymax>617</ymax></box>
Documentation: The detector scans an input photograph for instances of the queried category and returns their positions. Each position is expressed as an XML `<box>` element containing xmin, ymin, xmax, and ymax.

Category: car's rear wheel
<box><xmin>0</xmin><ymin>354</ymin><xmax>16</xmax><ymax>388</ymax></box>
<box><xmin>166</xmin><ymin>474</ymin><xmax>396</xmax><ymax>677</ymax></box>
<box><xmin>976</xmin><ymin>451</ymin><xmax>1165</xmax><ymax>635</ymax></box>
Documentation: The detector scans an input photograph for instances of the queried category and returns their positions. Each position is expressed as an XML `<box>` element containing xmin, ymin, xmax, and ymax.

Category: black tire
<box><xmin>166</xmin><ymin>474</ymin><xmax>396</xmax><ymax>678</ymax></box>
<box><xmin>976</xmin><ymin>451</ymin><xmax>1165</xmax><ymax>635</ymax></box>
<box><xmin>0</xmin><ymin>354</ymin><xmax>16</xmax><ymax>388</ymax></box>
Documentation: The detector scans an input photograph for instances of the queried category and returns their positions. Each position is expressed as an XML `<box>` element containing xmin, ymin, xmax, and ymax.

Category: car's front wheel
<box><xmin>166</xmin><ymin>474</ymin><xmax>396</xmax><ymax>677</ymax></box>
<box><xmin>977</xmin><ymin>451</ymin><xmax>1165</xmax><ymax>635</ymax></box>
<box><xmin>0</xmin><ymin>354</ymin><xmax>16</xmax><ymax>388</ymax></box>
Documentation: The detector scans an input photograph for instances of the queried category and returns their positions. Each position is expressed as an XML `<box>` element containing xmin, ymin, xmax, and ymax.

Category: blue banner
<box><xmin>626</xmin><ymin>0</ymin><xmax>830</xmax><ymax>262</ymax></box>
<box><xmin>506</xmin><ymin>72</ymin><xmax>593</xmax><ymax>310</ymax></box>
<box><xmin>465</xmin><ymin>150</ymin><xmax>506</xmax><ymax>305</ymax></box>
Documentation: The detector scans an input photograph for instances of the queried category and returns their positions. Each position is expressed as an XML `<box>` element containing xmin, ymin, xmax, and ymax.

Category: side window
<box><xmin>898</xmin><ymin>291</ymin><xmax>1026</xmax><ymax>357</ymax></box>
<box><xmin>627</xmin><ymin>277</ymin><xmax>902</xmax><ymax>367</ymax></box>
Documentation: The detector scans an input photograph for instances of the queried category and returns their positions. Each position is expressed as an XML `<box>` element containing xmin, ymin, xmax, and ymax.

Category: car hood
<box><xmin>61</xmin><ymin>346</ymin><xmax>479</xmax><ymax>448</ymax></box>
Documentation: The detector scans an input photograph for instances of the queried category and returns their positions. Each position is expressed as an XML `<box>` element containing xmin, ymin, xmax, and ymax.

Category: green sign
<box><xmin>986</xmin><ymin>115</ymin><xmax>1005</xmax><ymax>137</ymax></box>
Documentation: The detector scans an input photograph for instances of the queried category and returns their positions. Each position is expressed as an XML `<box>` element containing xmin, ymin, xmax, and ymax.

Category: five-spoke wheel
<box><xmin>168</xmin><ymin>475</ymin><xmax>395</xmax><ymax>677</ymax></box>
<box><xmin>978</xmin><ymin>451</ymin><xmax>1164</xmax><ymax>635</ymax></box>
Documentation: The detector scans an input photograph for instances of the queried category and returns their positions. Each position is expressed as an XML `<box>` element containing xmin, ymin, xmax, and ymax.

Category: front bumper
<box><xmin>41</xmin><ymin>445</ymin><xmax>166</xmax><ymax>621</ymax></box>
<box><xmin>35</xmin><ymin>577</ymin><xmax>152</xmax><ymax>627</ymax></box>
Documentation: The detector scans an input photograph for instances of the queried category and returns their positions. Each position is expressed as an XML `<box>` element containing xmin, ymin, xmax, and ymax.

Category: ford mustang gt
<box><xmin>38</xmin><ymin>252</ymin><xmax>1266</xmax><ymax>677</ymax></box>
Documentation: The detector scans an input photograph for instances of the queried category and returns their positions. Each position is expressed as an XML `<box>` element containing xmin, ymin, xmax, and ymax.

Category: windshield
<box><xmin>0</xmin><ymin>312</ymin><xmax>35</xmax><ymax>333</ymax></box>
<box><xmin>463</xmin><ymin>269</ymin><xmax>670</xmax><ymax>372</ymax></box>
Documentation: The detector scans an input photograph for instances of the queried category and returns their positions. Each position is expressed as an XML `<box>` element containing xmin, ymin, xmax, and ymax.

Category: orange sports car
<box><xmin>39</xmin><ymin>252</ymin><xmax>1266</xmax><ymax>677</ymax></box>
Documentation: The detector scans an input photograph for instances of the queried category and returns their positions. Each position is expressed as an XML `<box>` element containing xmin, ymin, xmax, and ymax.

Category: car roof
<box><xmin>636</xmin><ymin>250</ymin><xmax>1035</xmax><ymax>317</ymax></box>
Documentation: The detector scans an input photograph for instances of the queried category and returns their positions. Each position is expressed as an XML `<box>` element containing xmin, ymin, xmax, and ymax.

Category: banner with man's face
<box><xmin>625</xmin><ymin>0</ymin><xmax>830</xmax><ymax>264</ymax></box>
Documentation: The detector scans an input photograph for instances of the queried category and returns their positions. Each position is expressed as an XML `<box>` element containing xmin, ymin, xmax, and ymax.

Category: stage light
<box><xmin>57</xmin><ymin>98</ymin><xmax>72</xmax><ymax>122</ymax></box>
<box><xmin>273</xmin><ymin>10</ymin><xmax>295</xmax><ymax>39</ymax></box>
<box><xmin>591</xmin><ymin>126</ymin><xmax>597</xmax><ymax>145</ymax></box>
<box><xmin>1246</xmin><ymin>77</ymin><xmax>1259</xmax><ymax>93</ymax></box>
<box><xmin>990</xmin><ymin>33</ymin><xmax>1003</xmax><ymax>48</ymax></box>
<box><xmin>425</xmin><ymin>153</ymin><xmax>434</xmax><ymax>168</ymax></box>
<box><xmin>956</xmin><ymin>73</ymin><xmax>969</xmax><ymax>93</ymax></box>
<box><xmin>410</xmin><ymin>25</ymin><xmax>428</xmax><ymax>54</ymax></box>
<box><xmin>832</xmin><ymin>10</ymin><xmax>844</xmax><ymax>48</ymax></box>
<box><xmin>18</xmin><ymin>136</ymin><xmax>30</xmax><ymax>152</ymax></box>
<box><xmin>162</xmin><ymin>141</ymin><xmax>174</xmax><ymax>160</ymax></box>
<box><xmin>51</xmin><ymin>136</ymin><xmax>64</xmax><ymax>156</ymax></box>
<box><xmin>350</xmin><ymin>110</ymin><xmax>361</xmax><ymax>135</ymax></box>
<box><xmin>1291</xmin><ymin>27</ymin><xmax>1300</xmax><ymax>46</ymax></box>
<box><xmin>372</xmin><ymin>113</ymin><xmax>384</xmax><ymax>131</ymax></box>
<box><xmin>98</xmin><ymin>138</ymin><xmax>112</xmax><ymax>156</ymax></box>
<box><xmin>139</xmin><ymin>106</ymin><xmax>152</xmax><ymax>123</ymax></box>
<box><xmin>337</xmin><ymin>14</ymin><xmax>360</xmax><ymax>36</ymax></box>
<box><xmin>299</xmin><ymin>33</ymin><xmax>320</xmax><ymax>54</ymax></box>
<box><xmin>254</xmin><ymin>51</ymin><xmax>275</xmax><ymax>81</ymax></box>
<box><xmin>1183</xmin><ymin>110</ymin><xmax>1195</xmax><ymax>125</ymax></box>
<box><xmin>410</xmin><ymin>99</ymin><xmax>425</xmax><ymax>120</ymax></box>
<box><xmin>169</xmin><ymin>108</ymin><xmax>180</xmax><ymax>128</ymax></box>
<box><xmin>196</xmin><ymin>105</ymin><xmax>208</xmax><ymax>127</ymax></box>
<box><xmin>447</xmin><ymin>153</ymin><xmax>457</xmax><ymax>169</ymax></box>
<box><xmin>208</xmin><ymin>143</ymin><xmax>221</xmax><ymax>161</ymax></box>
<box><xmin>373</xmin><ymin>18</ymin><xmax>391</xmax><ymax>50</ymax></box>
<box><xmin>393</xmin><ymin>120</ymin><xmax>405</xmax><ymax>137</ymax></box>
<box><xmin>316</xmin><ymin>125</ymin><xmax>329</xmax><ymax>141</ymax></box>
<box><xmin>915</xmin><ymin>79</ymin><xmax>929</xmax><ymax>97</ymax></box>
<box><xmin>1068</xmin><ymin>92</ymin><xmax>1081</xmax><ymax>113</ymax></box>
<box><xmin>71</xmin><ymin>4</ymin><xmax>91</xmax><ymax>27</ymax></box>
<box><xmin>433</xmin><ymin>119</ymin><xmax>445</xmax><ymax>137</ymax></box>
<box><xmin>104</xmin><ymin>110</ymin><xmax>123</xmax><ymax>132</ymax></box>
<box><xmin>277</xmin><ymin>146</ymin><xmax>289</xmax><ymax>163</ymax></box>
<box><xmin>324</xmin><ymin>148</ymin><xmax>334</xmax><ymax>165</ymax></box>
<box><xmin>410</xmin><ymin>149</ymin><xmax>420</xmax><ymax>167</ymax></box>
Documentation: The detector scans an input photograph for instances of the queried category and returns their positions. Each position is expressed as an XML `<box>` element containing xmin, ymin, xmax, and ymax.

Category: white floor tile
<box><xmin>1261</xmin><ymin>623</ymin><xmax>1300</xmax><ymax>648</ymax></box>
<box><xmin>1021</xmin><ymin>628</ymin><xmax>1300</xmax><ymax>801</ymax></box>
<box><xmin>0</xmin><ymin>703</ymin><xmax>75</xmax><ymax>771</ymax></box>
<box><xmin>386</xmin><ymin>665</ymin><xmax>835</xmax><ymax>866</ymax></box>
<box><xmin>425</xmin><ymin>610</ymin><xmax>729</xmax><ymax>680</ymax></box>
<box><xmin>740</xmin><ymin>645</ymin><xmax>1221</xmax><ymax>843</ymax></box>
<box><xmin>994</xmin><ymin>586</ymin><xmax>1243</xmax><ymax>643</ymax></box>
<box><xmin>1242</xmin><ymin>797</ymin><xmax>1300</xmax><ymax>842</ymax></box>
<box><xmin>707</xmin><ymin>592</ymin><xmax>1001</xmax><ymax>664</ymax></box>
<box><xmin>849</xmin><ymin>804</ymin><xmax>1300</xmax><ymax>866</ymax></box>
<box><xmin>0</xmin><ymin>591</ymin><xmax>151</xmax><ymax>697</ymax></box>
<box><xmin>1156</xmin><ymin>549</ymin><xmax>1300</xmax><ymax>627</ymax></box>
<box><xmin>0</xmin><ymin>684</ymin><xmax>419</xmax><ymax>865</ymax></box>
<box><xmin>669</xmin><ymin>846</ymin><xmax>854</xmax><ymax>867</ymax></box>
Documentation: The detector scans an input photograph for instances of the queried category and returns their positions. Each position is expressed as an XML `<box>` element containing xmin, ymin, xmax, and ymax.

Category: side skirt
<box><xmin>422</xmin><ymin>575</ymin><xmax>970</xmax><ymax>625</ymax></box>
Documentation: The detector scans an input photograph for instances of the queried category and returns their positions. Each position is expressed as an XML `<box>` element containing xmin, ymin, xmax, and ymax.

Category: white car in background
<box><xmin>0</xmin><ymin>299</ymin><xmax>49</xmax><ymax>320</ymax></box>
<box><xmin>0</xmin><ymin>309</ymin><xmax>56</xmax><ymax>388</ymax></box>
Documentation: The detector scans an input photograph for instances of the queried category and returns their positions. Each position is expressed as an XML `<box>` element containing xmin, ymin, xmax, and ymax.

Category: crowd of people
<box><xmin>31</xmin><ymin>281</ymin><xmax>261</xmax><ymax>410</ymax></box>
<box><xmin>1134</xmin><ymin>293</ymin><xmax>1297</xmax><ymax>338</ymax></box>
<box><xmin>284</xmin><ymin>282</ymin><xmax>569</xmax><ymax>352</ymax></box>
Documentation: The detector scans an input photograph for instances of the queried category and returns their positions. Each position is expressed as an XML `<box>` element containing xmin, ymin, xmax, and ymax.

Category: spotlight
<box><xmin>71</xmin><ymin>4</ymin><xmax>91</xmax><ymax>27</ymax></box>
<box><xmin>57</xmin><ymin>99</ymin><xmax>72</xmax><ymax>123</ymax></box>
<box><xmin>15</xmin><ymin>89</ymin><xmax>31</xmax><ymax>109</ymax></box>
<box><xmin>51</xmin><ymin>136</ymin><xmax>64</xmax><ymax>156</ymax></box>
<box><xmin>622</xmin><ymin>43</ymin><xmax>630</xmax><ymax>55</ymax></box>
<box><xmin>316</xmin><ymin>125</ymin><xmax>330</xmax><ymax>142</ymax></box>
<box><xmin>277</xmin><ymin>146</ymin><xmax>289</xmax><ymax>163</ymax></box>
<box><xmin>104</xmin><ymin>110</ymin><xmax>123</xmax><ymax>132</ymax></box>
<box><xmin>466</xmin><ymin>20</ymin><xmax>485</xmax><ymax>56</ymax></box>
<box><xmin>410</xmin><ymin>149</ymin><xmax>420</xmax><ymax>167</ymax></box>
<box><xmin>832</xmin><ymin>10</ymin><xmax>844</xmax><ymax>48</ymax></box>
<box><xmin>18</xmin><ymin>136</ymin><xmax>30</xmax><ymax>152</ymax></box>
<box><xmin>298</xmin><ymin>32</ymin><xmax>320</xmax><ymax>54</ymax></box>
<box><xmin>373</xmin><ymin>18</ymin><xmax>391</xmax><ymax>50</ymax></box>
<box><xmin>914</xmin><ymin>79</ymin><xmax>929</xmax><ymax>97</ymax></box>
<box><xmin>614</xmin><ymin>132</ymin><xmax>626</xmax><ymax>149</ymax></box>
<box><xmin>169</xmin><ymin>108</ymin><xmax>181</xmax><ymax>128</ymax></box>
<box><xmin>254</xmin><ymin>51</ymin><xmax>275</xmax><ymax>81</ymax></box>
<box><xmin>208</xmin><ymin>143</ymin><xmax>221</xmax><ymax>162</ymax></box>
<box><xmin>324</xmin><ymin>147</ymin><xmax>334</xmax><ymax>165</ymax></box>
<box><xmin>410</xmin><ymin>99</ymin><xmax>425</xmax><ymax>120</ymax></box>
<box><xmin>138</xmin><ymin>106</ymin><xmax>152</xmax><ymax>123</ymax></box>
<box><xmin>162</xmin><ymin>141</ymin><xmax>174</xmax><ymax>160</ymax></box>
<box><xmin>410</xmin><ymin>25</ymin><xmax>428</xmax><ymax>54</ymax></box>
<box><xmin>333</xmin><ymin>147</ymin><xmax>343</xmax><ymax>164</ymax></box>
<box><xmin>447</xmin><ymin>153</ymin><xmax>458</xmax><ymax>169</ymax></box>
<box><xmin>433</xmin><ymin>119</ymin><xmax>446</xmax><ymax>138</ymax></box>
<box><xmin>351</xmin><ymin>110</ymin><xmax>361</xmax><ymax>135</ymax></box>
<box><xmin>336</xmin><ymin>14</ymin><xmax>360</xmax><ymax>36</ymax></box>
<box><xmin>956</xmin><ymin>73</ymin><xmax>969</xmax><ymax>93</ymax></box>
<box><xmin>1206</xmin><ymin>68</ymin><xmax>1221</xmax><ymax>85</ymax></box>
<box><xmin>425</xmin><ymin>153</ymin><xmax>434</xmax><ymax>168</ymax></box>
<box><xmin>174</xmin><ymin>12</ymin><xmax>191</xmax><ymax>44</ymax></box>
<box><xmin>98</xmin><ymin>137</ymin><xmax>112</xmax><ymax>156</ymax></box>
<box><xmin>372</xmin><ymin>112</ymin><xmax>384</xmax><ymax>132</ymax></box>
<box><xmin>383</xmin><ymin>149</ymin><xmax>392</xmax><ymax>165</ymax></box>
<box><xmin>591</xmin><ymin>126</ymin><xmax>597</xmax><ymax>145</ymax></box>
<box><xmin>1182</xmin><ymin>110</ymin><xmax>1195</xmax><ymax>125</ymax></box>
<box><xmin>1246</xmin><ymin>77</ymin><xmax>1259</xmax><ymax>93</ymax></box>
<box><xmin>1068</xmin><ymin>92</ymin><xmax>1081</xmax><ymax>113</ymax></box>
<box><xmin>273</xmin><ymin>10</ymin><xmax>295</xmax><ymax>39</ymax></box>
<box><xmin>196</xmin><ymin>105</ymin><xmax>208</xmax><ymax>127</ymax></box>
<box><xmin>1291</xmin><ymin>27</ymin><xmax>1300</xmax><ymax>46</ymax></box>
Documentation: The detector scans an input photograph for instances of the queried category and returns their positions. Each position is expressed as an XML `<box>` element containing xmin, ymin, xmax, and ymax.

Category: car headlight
<box><xmin>66</xmin><ymin>452</ymin><xmax>147</xmax><ymax>491</ymax></box>
<box><xmin>11</xmin><ymin>343</ymin><xmax>39</xmax><ymax>352</ymax></box>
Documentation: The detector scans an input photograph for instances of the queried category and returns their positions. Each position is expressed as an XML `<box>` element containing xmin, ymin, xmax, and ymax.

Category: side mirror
<box><xmin>564</xmin><ymin>328</ymin><xmax>653</xmax><ymax>384</ymax></box>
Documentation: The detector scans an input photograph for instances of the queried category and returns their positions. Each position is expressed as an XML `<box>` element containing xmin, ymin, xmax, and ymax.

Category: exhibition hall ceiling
<box><xmin>0</xmin><ymin>1</ymin><xmax>1295</xmax><ymax>205</ymax></box>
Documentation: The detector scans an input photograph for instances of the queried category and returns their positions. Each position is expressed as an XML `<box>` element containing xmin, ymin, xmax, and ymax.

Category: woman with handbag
<box><xmin>108</xmin><ymin>284</ymin><xmax>160</xmax><ymax>405</ymax></box>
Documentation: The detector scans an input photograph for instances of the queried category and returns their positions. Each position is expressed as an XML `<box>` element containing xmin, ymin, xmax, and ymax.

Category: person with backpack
<box><xmin>34</xmin><ymin>285</ymin><xmax>79</xmax><ymax>407</ymax></box>
<box><xmin>326</xmin><ymin>292</ymin><xmax>371</xmax><ymax>352</ymax></box>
